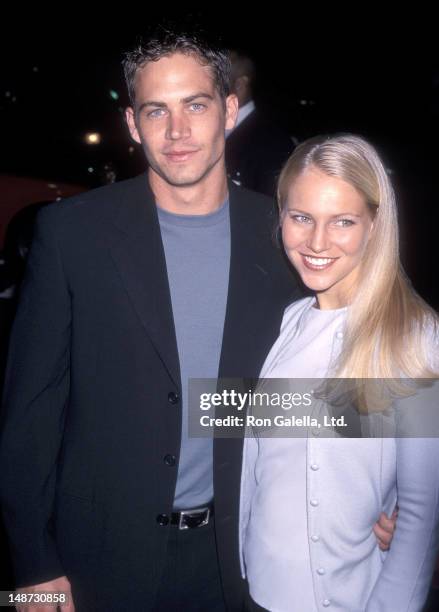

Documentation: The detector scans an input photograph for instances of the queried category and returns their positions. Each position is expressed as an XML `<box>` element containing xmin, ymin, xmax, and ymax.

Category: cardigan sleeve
<box><xmin>365</xmin><ymin>433</ymin><xmax>439</xmax><ymax>611</ymax></box>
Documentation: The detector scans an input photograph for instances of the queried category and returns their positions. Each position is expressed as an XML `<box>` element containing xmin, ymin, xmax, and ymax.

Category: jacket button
<box><xmin>164</xmin><ymin>454</ymin><xmax>176</xmax><ymax>466</ymax></box>
<box><xmin>156</xmin><ymin>514</ymin><xmax>169</xmax><ymax>526</ymax></box>
<box><xmin>168</xmin><ymin>392</ymin><xmax>179</xmax><ymax>404</ymax></box>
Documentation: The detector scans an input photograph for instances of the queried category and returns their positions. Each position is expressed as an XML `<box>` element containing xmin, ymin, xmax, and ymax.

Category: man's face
<box><xmin>126</xmin><ymin>52</ymin><xmax>238</xmax><ymax>188</ymax></box>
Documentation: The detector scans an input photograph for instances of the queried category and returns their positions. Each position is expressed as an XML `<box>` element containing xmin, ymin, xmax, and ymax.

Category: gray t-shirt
<box><xmin>157</xmin><ymin>198</ymin><xmax>230</xmax><ymax>509</ymax></box>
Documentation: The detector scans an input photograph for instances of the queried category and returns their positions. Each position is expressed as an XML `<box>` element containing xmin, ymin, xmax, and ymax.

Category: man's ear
<box><xmin>225</xmin><ymin>94</ymin><xmax>239</xmax><ymax>131</ymax></box>
<box><xmin>125</xmin><ymin>107</ymin><xmax>141</xmax><ymax>144</ymax></box>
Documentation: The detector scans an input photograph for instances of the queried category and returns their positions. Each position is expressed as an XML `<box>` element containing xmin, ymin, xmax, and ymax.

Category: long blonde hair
<box><xmin>277</xmin><ymin>134</ymin><xmax>438</xmax><ymax>386</ymax></box>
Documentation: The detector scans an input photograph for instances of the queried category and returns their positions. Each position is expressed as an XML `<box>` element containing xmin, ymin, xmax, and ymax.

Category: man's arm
<box><xmin>0</xmin><ymin>205</ymin><xmax>71</xmax><ymax>587</ymax></box>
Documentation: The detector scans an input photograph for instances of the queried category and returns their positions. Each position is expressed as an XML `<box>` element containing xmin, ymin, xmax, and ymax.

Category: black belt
<box><xmin>170</xmin><ymin>505</ymin><xmax>214</xmax><ymax>529</ymax></box>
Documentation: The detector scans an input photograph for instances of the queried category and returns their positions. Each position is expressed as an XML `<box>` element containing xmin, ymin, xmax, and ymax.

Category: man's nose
<box><xmin>166</xmin><ymin>113</ymin><xmax>190</xmax><ymax>140</ymax></box>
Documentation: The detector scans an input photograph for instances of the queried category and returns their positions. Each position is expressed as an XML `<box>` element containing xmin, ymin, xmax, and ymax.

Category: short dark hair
<box><xmin>122</xmin><ymin>25</ymin><xmax>231</xmax><ymax>106</ymax></box>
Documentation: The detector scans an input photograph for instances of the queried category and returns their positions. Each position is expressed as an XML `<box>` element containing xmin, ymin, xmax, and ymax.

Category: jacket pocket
<box><xmin>54</xmin><ymin>491</ymin><xmax>102</xmax><ymax>572</ymax></box>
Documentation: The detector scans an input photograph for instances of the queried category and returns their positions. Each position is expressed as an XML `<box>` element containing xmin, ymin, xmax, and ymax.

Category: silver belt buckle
<box><xmin>178</xmin><ymin>506</ymin><xmax>210</xmax><ymax>530</ymax></box>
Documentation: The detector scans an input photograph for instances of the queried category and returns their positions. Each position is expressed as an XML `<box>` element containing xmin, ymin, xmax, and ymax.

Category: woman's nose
<box><xmin>307</xmin><ymin>224</ymin><xmax>330</xmax><ymax>253</ymax></box>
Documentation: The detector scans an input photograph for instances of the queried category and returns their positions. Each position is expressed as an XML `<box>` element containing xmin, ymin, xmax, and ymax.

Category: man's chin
<box><xmin>148</xmin><ymin>167</ymin><xmax>199</xmax><ymax>187</ymax></box>
<box><xmin>161</xmin><ymin>174</ymin><xmax>205</xmax><ymax>188</ymax></box>
<box><xmin>149</xmin><ymin>160</ymin><xmax>221</xmax><ymax>188</ymax></box>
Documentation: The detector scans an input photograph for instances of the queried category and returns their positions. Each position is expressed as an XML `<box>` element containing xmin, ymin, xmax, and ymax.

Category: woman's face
<box><xmin>281</xmin><ymin>166</ymin><xmax>375</xmax><ymax>309</ymax></box>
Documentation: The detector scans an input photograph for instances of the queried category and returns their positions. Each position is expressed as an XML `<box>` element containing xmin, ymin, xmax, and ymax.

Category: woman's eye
<box><xmin>290</xmin><ymin>214</ymin><xmax>312</xmax><ymax>224</ymax></box>
<box><xmin>335</xmin><ymin>219</ymin><xmax>355</xmax><ymax>227</ymax></box>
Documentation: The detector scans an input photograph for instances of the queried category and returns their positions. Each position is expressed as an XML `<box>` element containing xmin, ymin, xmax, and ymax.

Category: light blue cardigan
<box><xmin>239</xmin><ymin>297</ymin><xmax>439</xmax><ymax>611</ymax></box>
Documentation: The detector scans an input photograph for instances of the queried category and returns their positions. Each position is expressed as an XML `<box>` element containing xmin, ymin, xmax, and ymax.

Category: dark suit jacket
<box><xmin>0</xmin><ymin>173</ymin><xmax>301</xmax><ymax>611</ymax></box>
<box><xmin>225</xmin><ymin>109</ymin><xmax>295</xmax><ymax>197</ymax></box>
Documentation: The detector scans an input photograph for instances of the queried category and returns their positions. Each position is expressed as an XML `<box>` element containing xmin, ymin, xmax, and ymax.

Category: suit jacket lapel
<box><xmin>218</xmin><ymin>182</ymin><xmax>274</xmax><ymax>379</ymax></box>
<box><xmin>109</xmin><ymin>173</ymin><xmax>181</xmax><ymax>390</ymax></box>
<box><xmin>108</xmin><ymin>174</ymin><xmax>279</xmax><ymax>390</ymax></box>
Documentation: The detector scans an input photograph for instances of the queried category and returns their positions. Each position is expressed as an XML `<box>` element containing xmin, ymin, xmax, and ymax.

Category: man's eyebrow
<box><xmin>136</xmin><ymin>93</ymin><xmax>214</xmax><ymax>114</ymax></box>
<box><xmin>137</xmin><ymin>101</ymin><xmax>167</xmax><ymax>113</ymax></box>
<box><xmin>182</xmin><ymin>93</ymin><xmax>214</xmax><ymax>103</ymax></box>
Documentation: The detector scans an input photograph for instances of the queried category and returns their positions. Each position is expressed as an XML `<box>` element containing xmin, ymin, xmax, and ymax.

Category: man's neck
<box><xmin>148</xmin><ymin>167</ymin><xmax>229</xmax><ymax>215</ymax></box>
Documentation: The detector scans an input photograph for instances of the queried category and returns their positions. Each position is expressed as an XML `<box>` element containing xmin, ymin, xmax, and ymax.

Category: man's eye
<box><xmin>148</xmin><ymin>109</ymin><xmax>165</xmax><ymax>118</ymax></box>
<box><xmin>189</xmin><ymin>103</ymin><xmax>206</xmax><ymax>112</ymax></box>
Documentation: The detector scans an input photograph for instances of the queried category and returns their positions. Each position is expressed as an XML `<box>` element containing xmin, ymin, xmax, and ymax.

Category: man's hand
<box><xmin>15</xmin><ymin>575</ymin><xmax>74</xmax><ymax>612</ymax></box>
<box><xmin>373</xmin><ymin>507</ymin><xmax>398</xmax><ymax>551</ymax></box>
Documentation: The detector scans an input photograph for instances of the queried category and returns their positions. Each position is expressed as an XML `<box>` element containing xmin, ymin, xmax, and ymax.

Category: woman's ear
<box><xmin>368</xmin><ymin>211</ymin><xmax>378</xmax><ymax>241</ymax></box>
<box><xmin>366</xmin><ymin>204</ymin><xmax>377</xmax><ymax>242</ymax></box>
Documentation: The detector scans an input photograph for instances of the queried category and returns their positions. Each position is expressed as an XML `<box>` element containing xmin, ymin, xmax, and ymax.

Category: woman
<box><xmin>240</xmin><ymin>134</ymin><xmax>439</xmax><ymax>611</ymax></box>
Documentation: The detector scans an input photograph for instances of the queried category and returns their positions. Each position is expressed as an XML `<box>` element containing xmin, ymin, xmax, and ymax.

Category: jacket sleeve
<box><xmin>365</xmin><ymin>432</ymin><xmax>439</xmax><ymax>611</ymax></box>
<box><xmin>0</xmin><ymin>205</ymin><xmax>71</xmax><ymax>586</ymax></box>
<box><xmin>239</xmin><ymin>428</ymin><xmax>259</xmax><ymax>580</ymax></box>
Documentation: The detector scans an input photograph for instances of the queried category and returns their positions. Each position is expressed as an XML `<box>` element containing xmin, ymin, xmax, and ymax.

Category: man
<box><xmin>225</xmin><ymin>50</ymin><xmax>295</xmax><ymax>197</ymax></box>
<box><xmin>0</xmin><ymin>28</ymin><xmax>395</xmax><ymax>612</ymax></box>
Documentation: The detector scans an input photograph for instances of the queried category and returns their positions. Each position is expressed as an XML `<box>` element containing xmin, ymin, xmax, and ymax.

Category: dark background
<box><xmin>0</xmin><ymin>10</ymin><xmax>438</xmax><ymax>607</ymax></box>
<box><xmin>1</xmin><ymin>10</ymin><xmax>438</xmax><ymax>307</ymax></box>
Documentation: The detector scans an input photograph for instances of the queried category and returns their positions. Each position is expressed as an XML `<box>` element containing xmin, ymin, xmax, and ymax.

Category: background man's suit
<box><xmin>226</xmin><ymin>109</ymin><xmax>295</xmax><ymax>197</ymax></box>
<box><xmin>0</xmin><ymin>173</ymin><xmax>300</xmax><ymax>610</ymax></box>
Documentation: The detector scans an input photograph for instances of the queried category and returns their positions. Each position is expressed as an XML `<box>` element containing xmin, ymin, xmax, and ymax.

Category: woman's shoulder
<box><xmin>280</xmin><ymin>296</ymin><xmax>315</xmax><ymax>333</ymax></box>
<box><xmin>414</xmin><ymin>314</ymin><xmax>439</xmax><ymax>374</ymax></box>
<box><xmin>280</xmin><ymin>296</ymin><xmax>315</xmax><ymax>331</ymax></box>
